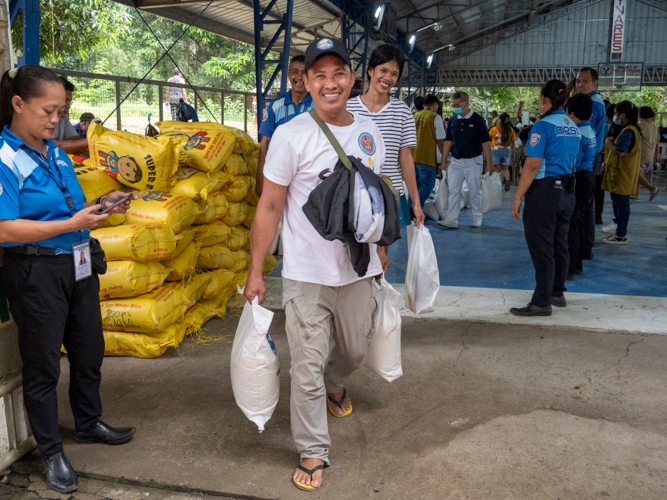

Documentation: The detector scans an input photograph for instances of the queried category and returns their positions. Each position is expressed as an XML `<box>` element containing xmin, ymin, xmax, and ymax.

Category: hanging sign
<box><xmin>610</xmin><ymin>0</ymin><xmax>627</xmax><ymax>55</ymax></box>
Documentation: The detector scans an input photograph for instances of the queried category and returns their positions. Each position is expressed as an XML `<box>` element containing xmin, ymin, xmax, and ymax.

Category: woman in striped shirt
<box><xmin>347</xmin><ymin>44</ymin><xmax>425</xmax><ymax>235</ymax></box>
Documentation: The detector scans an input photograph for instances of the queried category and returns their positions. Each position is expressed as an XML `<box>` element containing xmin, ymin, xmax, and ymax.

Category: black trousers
<box><xmin>3</xmin><ymin>254</ymin><xmax>104</xmax><ymax>459</ymax></box>
<box><xmin>592</xmin><ymin>152</ymin><xmax>605</xmax><ymax>224</ymax></box>
<box><xmin>584</xmin><ymin>152</ymin><xmax>603</xmax><ymax>252</ymax></box>
<box><xmin>568</xmin><ymin>169</ymin><xmax>595</xmax><ymax>275</ymax></box>
<box><xmin>523</xmin><ymin>176</ymin><xmax>575</xmax><ymax>308</ymax></box>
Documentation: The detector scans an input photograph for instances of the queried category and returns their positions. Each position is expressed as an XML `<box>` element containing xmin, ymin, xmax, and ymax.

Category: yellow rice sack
<box><xmin>73</xmin><ymin>164</ymin><xmax>123</xmax><ymax>203</ymax></box>
<box><xmin>230</xmin><ymin>128</ymin><xmax>255</xmax><ymax>155</ymax></box>
<box><xmin>244</xmin><ymin>176</ymin><xmax>259</xmax><ymax>206</ymax></box>
<box><xmin>194</xmin><ymin>221</ymin><xmax>231</xmax><ymax>247</ymax></box>
<box><xmin>198</xmin><ymin>245</ymin><xmax>248</xmax><ymax>272</ymax></box>
<box><xmin>99</xmin><ymin>213</ymin><xmax>125</xmax><ymax>229</ymax></box>
<box><xmin>194</xmin><ymin>190</ymin><xmax>229</xmax><ymax>225</ymax></box>
<box><xmin>263</xmin><ymin>253</ymin><xmax>278</xmax><ymax>274</ymax></box>
<box><xmin>224</xmin><ymin>154</ymin><xmax>249</xmax><ymax>176</ymax></box>
<box><xmin>91</xmin><ymin>224</ymin><xmax>176</xmax><ymax>262</ymax></box>
<box><xmin>234</xmin><ymin>270</ymin><xmax>248</xmax><ymax>290</ymax></box>
<box><xmin>155</xmin><ymin>121</ymin><xmax>236</xmax><ymax>172</ymax></box>
<box><xmin>125</xmin><ymin>191</ymin><xmax>201</xmax><ymax>233</ymax></box>
<box><xmin>170</xmin><ymin>167</ymin><xmax>223</xmax><ymax>201</ymax></box>
<box><xmin>173</xmin><ymin>226</ymin><xmax>197</xmax><ymax>258</ymax></box>
<box><xmin>184</xmin><ymin>299</ymin><xmax>221</xmax><ymax>333</ymax></box>
<box><xmin>100</xmin><ymin>274</ymin><xmax>211</xmax><ymax>333</ymax></box>
<box><xmin>69</xmin><ymin>154</ymin><xmax>93</xmax><ymax>167</ymax></box>
<box><xmin>87</xmin><ymin>122</ymin><xmax>178</xmax><ymax>192</ymax></box>
<box><xmin>221</xmin><ymin>226</ymin><xmax>249</xmax><ymax>251</ymax></box>
<box><xmin>156</xmin><ymin>131</ymin><xmax>190</xmax><ymax>164</ymax></box>
<box><xmin>222</xmin><ymin>201</ymin><xmax>250</xmax><ymax>227</ymax></box>
<box><xmin>242</xmin><ymin>206</ymin><xmax>256</xmax><ymax>229</ymax></box>
<box><xmin>99</xmin><ymin>261</ymin><xmax>170</xmax><ymax>300</ymax></box>
<box><xmin>210</xmin><ymin>173</ymin><xmax>251</xmax><ymax>203</ymax></box>
<box><xmin>103</xmin><ymin>323</ymin><xmax>187</xmax><ymax>358</ymax></box>
<box><xmin>247</xmin><ymin>148</ymin><xmax>259</xmax><ymax>178</ymax></box>
<box><xmin>161</xmin><ymin>242</ymin><xmax>200</xmax><ymax>281</ymax></box>
<box><xmin>199</xmin><ymin>269</ymin><xmax>236</xmax><ymax>299</ymax></box>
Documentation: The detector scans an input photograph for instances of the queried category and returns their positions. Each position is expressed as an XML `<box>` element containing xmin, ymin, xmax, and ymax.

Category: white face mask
<box><xmin>613</xmin><ymin>116</ymin><xmax>621</xmax><ymax>125</ymax></box>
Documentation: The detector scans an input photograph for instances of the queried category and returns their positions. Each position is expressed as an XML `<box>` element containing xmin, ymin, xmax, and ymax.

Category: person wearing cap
<box><xmin>73</xmin><ymin>112</ymin><xmax>94</xmax><ymax>139</ymax></box>
<box><xmin>256</xmin><ymin>55</ymin><xmax>314</xmax><ymax>197</ymax></box>
<box><xmin>244</xmin><ymin>37</ymin><xmax>386</xmax><ymax>492</ymax></box>
<box><xmin>166</xmin><ymin>68</ymin><xmax>188</xmax><ymax>121</ymax></box>
<box><xmin>52</xmin><ymin>78</ymin><xmax>89</xmax><ymax>154</ymax></box>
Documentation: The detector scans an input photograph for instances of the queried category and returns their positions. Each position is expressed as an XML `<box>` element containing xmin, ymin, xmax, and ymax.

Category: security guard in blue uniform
<box><xmin>510</xmin><ymin>80</ymin><xmax>581</xmax><ymax>317</ymax></box>
<box><xmin>0</xmin><ymin>66</ymin><xmax>136</xmax><ymax>495</ymax></box>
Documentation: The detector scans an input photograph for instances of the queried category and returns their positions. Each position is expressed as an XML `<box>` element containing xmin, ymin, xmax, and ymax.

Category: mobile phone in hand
<box><xmin>99</xmin><ymin>194</ymin><xmax>132</xmax><ymax>215</ymax></box>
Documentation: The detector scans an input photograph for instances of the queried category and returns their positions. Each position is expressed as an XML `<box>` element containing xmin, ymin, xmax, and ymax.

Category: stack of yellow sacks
<box><xmin>69</xmin><ymin>121</ymin><xmax>274</xmax><ymax>358</ymax></box>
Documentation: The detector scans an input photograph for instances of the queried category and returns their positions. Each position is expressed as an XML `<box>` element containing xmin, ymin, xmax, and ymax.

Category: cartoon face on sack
<box><xmin>98</xmin><ymin>150</ymin><xmax>143</xmax><ymax>184</ymax></box>
<box><xmin>184</xmin><ymin>132</ymin><xmax>210</xmax><ymax>151</ymax></box>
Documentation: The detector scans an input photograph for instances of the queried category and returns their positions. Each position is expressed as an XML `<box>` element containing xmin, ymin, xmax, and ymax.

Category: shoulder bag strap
<box><xmin>309</xmin><ymin>109</ymin><xmax>352</xmax><ymax>170</ymax></box>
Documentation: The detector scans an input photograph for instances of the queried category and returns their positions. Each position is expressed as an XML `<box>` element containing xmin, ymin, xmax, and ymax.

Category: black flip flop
<box><xmin>293</xmin><ymin>463</ymin><xmax>329</xmax><ymax>492</ymax></box>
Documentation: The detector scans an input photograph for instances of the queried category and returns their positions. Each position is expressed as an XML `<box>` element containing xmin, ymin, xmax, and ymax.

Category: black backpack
<box><xmin>177</xmin><ymin>98</ymin><xmax>199</xmax><ymax>122</ymax></box>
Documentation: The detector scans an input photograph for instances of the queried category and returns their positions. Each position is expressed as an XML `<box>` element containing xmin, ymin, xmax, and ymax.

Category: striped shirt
<box><xmin>347</xmin><ymin>96</ymin><xmax>417</xmax><ymax>194</ymax></box>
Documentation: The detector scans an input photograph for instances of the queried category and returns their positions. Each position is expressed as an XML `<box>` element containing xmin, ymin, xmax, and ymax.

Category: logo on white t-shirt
<box><xmin>358</xmin><ymin>132</ymin><xmax>376</xmax><ymax>155</ymax></box>
<box><xmin>316</xmin><ymin>38</ymin><xmax>334</xmax><ymax>50</ymax></box>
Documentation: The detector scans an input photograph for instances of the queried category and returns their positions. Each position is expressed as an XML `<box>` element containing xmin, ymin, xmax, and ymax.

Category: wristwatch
<box><xmin>95</xmin><ymin>196</ymin><xmax>107</xmax><ymax>208</ymax></box>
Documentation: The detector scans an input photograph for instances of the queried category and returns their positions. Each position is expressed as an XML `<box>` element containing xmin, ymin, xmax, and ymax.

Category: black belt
<box><xmin>3</xmin><ymin>245</ymin><xmax>71</xmax><ymax>256</ymax></box>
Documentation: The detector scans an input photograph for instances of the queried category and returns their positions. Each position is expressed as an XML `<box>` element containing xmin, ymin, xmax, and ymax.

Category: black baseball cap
<box><xmin>304</xmin><ymin>38</ymin><xmax>351</xmax><ymax>73</ymax></box>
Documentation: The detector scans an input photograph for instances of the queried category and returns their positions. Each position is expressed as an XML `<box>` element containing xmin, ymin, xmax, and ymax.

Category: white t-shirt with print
<box><xmin>263</xmin><ymin>111</ymin><xmax>385</xmax><ymax>287</ymax></box>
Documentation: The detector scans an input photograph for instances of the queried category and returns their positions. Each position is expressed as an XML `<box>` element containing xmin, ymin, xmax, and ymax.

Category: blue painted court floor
<box><xmin>271</xmin><ymin>173</ymin><xmax>667</xmax><ymax>298</ymax></box>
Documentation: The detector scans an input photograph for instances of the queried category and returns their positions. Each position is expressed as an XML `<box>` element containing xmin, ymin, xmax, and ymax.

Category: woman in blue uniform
<box><xmin>509</xmin><ymin>80</ymin><xmax>581</xmax><ymax>317</ymax></box>
<box><xmin>0</xmin><ymin>66</ymin><xmax>136</xmax><ymax>494</ymax></box>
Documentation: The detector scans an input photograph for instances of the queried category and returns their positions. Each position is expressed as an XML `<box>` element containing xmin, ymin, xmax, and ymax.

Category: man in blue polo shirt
<box><xmin>576</xmin><ymin>67</ymin><xmax>605</xmax><ymax>257</ymax></box>
<box><xmin>439</xmin><ymin>91</ymin><xmax>492</xmax><ymax>229</ymax></box>
<box><xmin>256</xmin><ymin>55</ymin><xmax>314</xmax><ymax>196</ymax></box>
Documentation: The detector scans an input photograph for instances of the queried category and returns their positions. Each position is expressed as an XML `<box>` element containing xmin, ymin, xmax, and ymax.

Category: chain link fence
<box><xmin>56</xmin><ymin>70</ymin><xmax>272</xmax><ymax>140</ymax></box>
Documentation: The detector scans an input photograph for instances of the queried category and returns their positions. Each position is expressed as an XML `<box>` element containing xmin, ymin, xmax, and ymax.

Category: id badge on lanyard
<box><xmin>73</xmin><ymin>242</ymin><xmax>92</xmax><ymax>281</ymax></box>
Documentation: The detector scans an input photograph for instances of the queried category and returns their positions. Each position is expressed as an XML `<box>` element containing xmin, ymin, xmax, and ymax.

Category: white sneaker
<box><xmin>471</xmin><ymin>219</ymin><xmax>482</xmax><ymax>228</ymax></box>
<box><xmin>438</xmin><ymin>220</ymin><xmax>458</xmax><ymax>229</ymax></box>
<box><xmin>602</xmin><ymin>234</ymin><xmax>628</xmax><ymax>245</ymax></box>
<box><xmin>601</xmin><ymin>222</ymin><xmax>617</xmax><ymax>234</ymax></box>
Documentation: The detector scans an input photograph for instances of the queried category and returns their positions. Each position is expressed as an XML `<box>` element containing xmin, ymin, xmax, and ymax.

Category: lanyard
<box><xmin>22</xmin><ymin>145</ymin><xmax>77</xmax><ymax>218</ymax></box>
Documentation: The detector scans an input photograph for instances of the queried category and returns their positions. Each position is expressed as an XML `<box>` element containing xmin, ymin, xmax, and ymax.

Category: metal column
<box><xmin>253</xmin><ymin>0</ymin><xmax>294</xmax><ymax>136</ymax></box>
<box><xmin>10</xmin><ymin>0</ymin><xmax>40</xmax><ymax>66</ymax></box>
<box><xmin>342</xmin><ymin>13</ymin><xmax>370</xmax><ymax>82</ymax></box>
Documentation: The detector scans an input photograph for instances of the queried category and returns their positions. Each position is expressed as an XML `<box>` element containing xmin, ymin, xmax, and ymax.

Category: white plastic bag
<box><xmin>435</xmin><ymin>177</ymin><xmax>449</xmax><ymax>220</ymax></box>
<box><xmin>404</xmin><ymin>225</ymin><xmax>440</xmax><ymax>314</ymax></box>
<box><xmin>366</xmin><ymin>278</ymin><xmax>403</xmax><ymax>382</ymax></box>
<box><xmin>423</xmin><ymin>201</ymin><xmax>440</xmax><ymax>221</ymax></box>
<box><xmin>230</xmin><ymin>288</ymin><xmax>279</xmax><ymax>432</ymax></box>
<box><xmin>461</xmin><ymin>180</ymin><xmax>471</xmax><ymax>209</ymax></box>
<box><xmin>482</xmin><ymin>172</ymin><xmax>503</xmax><ymax>213</ymax></box>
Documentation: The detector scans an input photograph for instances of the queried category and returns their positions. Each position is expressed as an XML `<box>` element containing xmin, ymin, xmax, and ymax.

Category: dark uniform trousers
<box><xmin>567</xmin><ymin>169</ymin><xmax>595</xmax><ymax>275</ymax></box>
<box><xmin>589</xmin><ymin>152</ymin><xmax>604</xmax><ymax>233</ymax></box>
<box><xmin>3</xmin><ymin>253</ymin><xmax>104</xmax><ymax>459</ymax></box>
<box><xmin>523</xmin><ymin>176</ymin><xmax>575</xmax><ymax>308</ymax></box>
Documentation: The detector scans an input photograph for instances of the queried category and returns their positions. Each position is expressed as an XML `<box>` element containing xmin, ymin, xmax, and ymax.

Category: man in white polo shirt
<box><xmin>244</xmin><ymin>37</ymin><xmax>385</xmax><ymax>492</ymax></box>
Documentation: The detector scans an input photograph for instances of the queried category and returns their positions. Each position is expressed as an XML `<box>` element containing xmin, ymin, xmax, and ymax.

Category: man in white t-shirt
<box><xmin>244</xmin><ymin>38</ymin><xmax>385</xmax><ymax>492</ymax></box>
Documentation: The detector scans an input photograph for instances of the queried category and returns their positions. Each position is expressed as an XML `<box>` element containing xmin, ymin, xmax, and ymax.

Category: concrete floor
<box><xmin>41</xmin><ymin>313</ymin><xmax>667</xmax><ymax>500</ymax></box>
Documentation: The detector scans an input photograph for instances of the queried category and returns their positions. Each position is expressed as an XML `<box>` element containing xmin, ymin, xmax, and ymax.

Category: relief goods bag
<box><xmin>91</xmin><ymin>224</ymin><xmax>177</xmax><ymax>262</ymax></box>
<box><xmin>435</xmin><ymin>177</ymin><xmax>449</xmax><ymax>220</ymax></box>
<box><xmin>366</xmin><ymin>278</ymin><xmax>403</xmax><ymax>382</ymax></box>
<box><xmin>404</xmin><ymin>224</ymin><xmax>440</xmax><ymax>314</ymax></box>
<box><xmin>230</xmin><ymin>290</ymin><xmax>278</xmax><ymax>432</ymax></box>
<box><xmin>481</xmin><ymin>172</ymin><xmax>503</xmax><ymax>213</ymax></box>
<box><xmin>124</xmin><ymin>191</ymin><xmax>201</xmax><ymax>233</ymax></box>
<box><xmin>156</xmin><ymin>121</ymin><xmax>236</xmax><ymax>172</ymax></box>
<box><xmin>98</xmin><ymin>261</ymin><xmax>170</xmax><ymax>300</ymax></box>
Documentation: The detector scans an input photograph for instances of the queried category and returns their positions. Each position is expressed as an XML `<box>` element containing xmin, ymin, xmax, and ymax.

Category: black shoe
<box><xmin>582</xmin><ymin>251</ymin><xmax>594</xmax><ymax>260</ymax></box>
<box><xmin>595</xmin><ymin>218</ymin><xmax>603</xmax><ymax>225</ymax></box>
<box><xmin>509</xmin><ymin>304</ymin><xmax>552</xmax><ymax>317</ymax></box>
<box><xmin>42</xmin><ymin>452</ymin><xmax>78</xmax><ymax>494</ymax></box>
<box><xmin>550</xmin><ymin>295</ymin><xmax>567</xmax><ymax>308</ymax></box>
<box><xmin>504</xmin><ymin>179</ymin><xmax>511</xmax><ymax>191</ymax></box>
<box><xmin>75</xmin><ymin>420</ymin><xmax>136</xmax><ymax>445</ymax></box>
<box><xmin>566</xmin><ymin>274</ymin><xmax>576</xmax><ymax>281</ymax></box>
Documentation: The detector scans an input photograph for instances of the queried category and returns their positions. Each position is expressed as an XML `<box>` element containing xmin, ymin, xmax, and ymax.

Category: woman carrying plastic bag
<box><xmin>366</xmin><ymin>278</ymin><xmax>403</xmax><ymax>382</ymax></box>
<box><xmin>405</xmin><ymin>225</ymin><xmax>440</xmax><ymax>314</ymax></box>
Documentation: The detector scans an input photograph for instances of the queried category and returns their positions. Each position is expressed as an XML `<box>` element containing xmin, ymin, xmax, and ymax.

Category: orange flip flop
<box><xmin>293</xmin><ymin>463</ymin><xmax>328</xmax><ymax>492</ymax></box>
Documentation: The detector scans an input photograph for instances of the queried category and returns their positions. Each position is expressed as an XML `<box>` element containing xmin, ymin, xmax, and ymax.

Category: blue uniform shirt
<box><xmin>526</xmin><ymin>110</ymin><xmax>581</xmax><ymax>179</ymax></box>
<box><xmin>575</xmin><ymin>121</ymin><xmax>596</xmax><ymax>172</ymax></box>
<box><xmin>258</xmin><ymin>91</ymin><xmax>314</xmax><ymax>138</ymax></box>
<box><xmin>589</xmin><ymin>91</ymin><xmax>606</xmax><ymax>153</ymax></box>
<box><xmin>0</xmin><ymin>126</ymin><xmax>89</xmax><ymax>252</ymax></box>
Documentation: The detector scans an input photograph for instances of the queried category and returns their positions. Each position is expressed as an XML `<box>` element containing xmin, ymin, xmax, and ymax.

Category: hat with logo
<box><xmin>304</xmin><ymin>38</ymin><xmax>351</xmax><ymax>72</ymax></box>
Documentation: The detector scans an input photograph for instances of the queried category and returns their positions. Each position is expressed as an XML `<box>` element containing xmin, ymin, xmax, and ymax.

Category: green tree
<box><xmin>12</xmin><ymin>0</ymin><xmax>131</xmax><ymax>63</ymax></box>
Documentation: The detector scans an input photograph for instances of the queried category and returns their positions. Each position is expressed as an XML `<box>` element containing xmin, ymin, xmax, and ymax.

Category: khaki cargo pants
<box><xmin>282</xmin><ymin>277</ymin><xmax>376</xmax><ymax>463</ymax></box>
